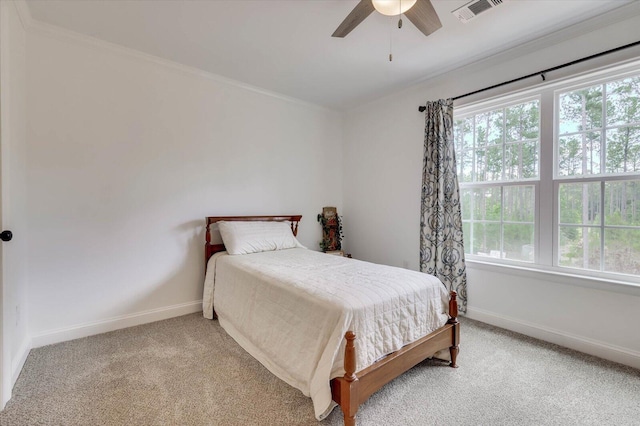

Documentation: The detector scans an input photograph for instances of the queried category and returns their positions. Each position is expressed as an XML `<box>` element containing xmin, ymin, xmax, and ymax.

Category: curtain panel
<box><xmin>420</xmin><ymin>99</ymin><xmax>468</xmax><ymax>313</ymax></box>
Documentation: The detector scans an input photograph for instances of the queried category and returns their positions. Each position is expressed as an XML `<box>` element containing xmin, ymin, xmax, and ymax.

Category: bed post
<box><xmin>447</xmin><ymin>291</ymin><xmax>460</xmax><ymax>368</ymax></box>
<box><xmin>332</xmin><ymin>331</ymin><xmax>359</xmax><ymax>426</ymax></box>
<box><xmin>205</xmin><ymin>219</ymin><xmax>212</xmax><ymax>266</ymax></box>
<box><xmin>343</xmin><ymin>331</ymin><xmax>359</xmax><ymax>426</ymax></box>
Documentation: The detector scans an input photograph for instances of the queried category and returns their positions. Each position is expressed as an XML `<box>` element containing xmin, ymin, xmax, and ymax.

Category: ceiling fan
<box><xmin>332</xmin><ymin>0</ymin><xmax>442</xmax><ymax>38</ymax></box>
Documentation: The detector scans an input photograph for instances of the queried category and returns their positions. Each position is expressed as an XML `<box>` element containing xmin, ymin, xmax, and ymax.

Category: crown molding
<box><xmin>20</xmin><ymin>4</ymin><xmax>334</xmax><ymax>113</ymax></box>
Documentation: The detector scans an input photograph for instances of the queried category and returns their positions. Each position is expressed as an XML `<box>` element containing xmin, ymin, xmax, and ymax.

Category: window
<box><xmin>455</xmin><ymin>63</ymin><xmax>640</xmax><ymax>281</ymax></box>
<box><xmin>556</xmin><ymin>76</ymin><xmax>640</xmax><ymax>275</ymax></box>
<box><xmin>455</xmin><ymin>99</ymin><xmax>539</xmax><ymax>262</ymax></box>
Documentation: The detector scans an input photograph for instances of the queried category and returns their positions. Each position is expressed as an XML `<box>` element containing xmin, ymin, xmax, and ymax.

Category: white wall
<box><xmin>0</xmin><ymin>0</ymin><xmax>30</xmax><ymax>406</ymax></box>
<box><xmin>25</xmin><ymin>26</ymin><xmax>343</xmax><ymax>345</ymax></box>
<box><xmin>343</xmin><ymin>5</ymin><xmax>640</xmax><ymax>369</ymax></box>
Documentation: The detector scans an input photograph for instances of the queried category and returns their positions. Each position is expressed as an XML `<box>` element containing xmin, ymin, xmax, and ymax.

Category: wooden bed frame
<box><xmin>205</xmin><ymin>215</ymin><xmax>459</xmax><ymax>426</ymax></box>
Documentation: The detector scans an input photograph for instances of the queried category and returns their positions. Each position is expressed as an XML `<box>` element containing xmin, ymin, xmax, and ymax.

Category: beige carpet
<box><xmin>1</xmin><ymin>314</ymin><xmax>639</xmax><ymax>426</ymax></box>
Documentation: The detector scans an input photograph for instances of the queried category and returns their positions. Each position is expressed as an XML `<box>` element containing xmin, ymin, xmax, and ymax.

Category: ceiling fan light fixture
<box><xmin>372</xmin><ymin>0</ymin><xmax>417</xmax><ymax>16</ymax></box>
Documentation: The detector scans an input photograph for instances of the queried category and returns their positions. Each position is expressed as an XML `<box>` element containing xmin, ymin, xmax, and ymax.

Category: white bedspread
<box><xmin>202</xmin><ymin>248</ymin><xmax>449</xmax><ymax>420</ymax></box>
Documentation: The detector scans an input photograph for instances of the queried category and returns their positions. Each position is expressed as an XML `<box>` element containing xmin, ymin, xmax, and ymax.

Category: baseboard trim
<box><xmin>31</xmin><ymin>300</ymin><xmax>203</xmax><ymax>349</ymax></box>
<box><xmin>11</xmin><ymin>337</ymin><xmax>32</xmax><ymax>385</ymax></box>
<box><xmin>466</xmin><ymin>307</ymin><xmax>640</xmax><ymax>370</ymax></box>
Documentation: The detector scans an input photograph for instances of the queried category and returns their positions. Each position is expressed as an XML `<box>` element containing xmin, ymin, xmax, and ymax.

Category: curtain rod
<box><xmin>418</xmin><ymin>40</ymin><xmax>640</xmax><ymax>112</ymax></box>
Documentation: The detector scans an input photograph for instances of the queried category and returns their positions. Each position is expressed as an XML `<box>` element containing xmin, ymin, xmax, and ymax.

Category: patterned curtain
<box><xmin>420</xmin><ymin>99</ymin><xmax>467</xmax><ymax>313</ymax></box>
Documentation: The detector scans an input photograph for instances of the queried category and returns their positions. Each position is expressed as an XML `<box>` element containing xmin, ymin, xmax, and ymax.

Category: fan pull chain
<box><xmin>389</xmin><ymin>15</ymin><xmax>393</xmax><ymax>61</ymax></box>
<box><xmin>388</xmin><ymin>0</ymin><xmax>406</xmax><ymax>61</ymax></box>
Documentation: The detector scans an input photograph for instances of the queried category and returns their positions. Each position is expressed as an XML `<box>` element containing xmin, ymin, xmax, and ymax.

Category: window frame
<box><xmin>456</xmin><ymin>94</ymin><xmax>542</xmax><ymax>264</ymax></box>
<box><xmin>455</xmin><ymin>58</ymin><xmax>640</xmax><ymax>286</ymax></box>
<box><xmin>553</xmin><ymin>73</ymin><xmax>640</xmax><ymax>277</ymax></box>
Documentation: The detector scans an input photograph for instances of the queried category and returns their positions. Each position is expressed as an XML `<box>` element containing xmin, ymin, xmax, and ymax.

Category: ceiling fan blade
<box><xmin>404</xmin><ymin>0</ymin><xmax>442</xmax><ymax>37</ymax></box>
<box><xmin>332</xmin><ymin>0</ymin><xmax>375</xmax><ymax>38</ymax></box>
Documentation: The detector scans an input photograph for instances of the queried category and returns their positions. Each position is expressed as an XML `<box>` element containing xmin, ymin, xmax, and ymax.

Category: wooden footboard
<box><xmin>331</xmin><ymin>291</ymin><xmax>460</xmax><ymax>426</ymax></box>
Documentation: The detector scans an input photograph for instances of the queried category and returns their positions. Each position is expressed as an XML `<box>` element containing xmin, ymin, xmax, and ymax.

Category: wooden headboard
<box><xmin>205</xmin><ymin>215</ymin><xmax>303</xmax><ymax>265</ymax></box>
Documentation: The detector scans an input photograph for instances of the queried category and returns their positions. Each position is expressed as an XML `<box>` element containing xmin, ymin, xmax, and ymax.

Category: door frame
<box><xmin>0</xmin><ymin>0</ymin><xmax>9</xmax><ymax>409</ymax></box>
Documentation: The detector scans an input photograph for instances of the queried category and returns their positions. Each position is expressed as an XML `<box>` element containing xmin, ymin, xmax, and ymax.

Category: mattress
<box><xmin>202</xmin><ymin>248</ymin><xmax>449</xmax><ymax>420</ymax></box>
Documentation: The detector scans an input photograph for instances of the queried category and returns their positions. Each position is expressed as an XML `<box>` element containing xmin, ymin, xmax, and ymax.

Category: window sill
<box><xmin>466</xmin><ymin>258</ymin><xmax>640</xmax><ymax>297</ymax></box>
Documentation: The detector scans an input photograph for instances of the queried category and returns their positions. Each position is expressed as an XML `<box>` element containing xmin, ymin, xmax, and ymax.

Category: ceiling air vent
<box><xmin>452</xmin><ymin>0</ymin><xmax>507</xmax><ymax>23</ymax></box>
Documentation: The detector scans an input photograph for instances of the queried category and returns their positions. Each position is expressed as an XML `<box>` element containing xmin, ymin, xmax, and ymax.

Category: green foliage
<box><xmin>317</xmin><ymin>213</ymin><xmax>343</xmax><ymax>252</ymax></box>
<box><xmin>558</xmin><ymin>77</ymin><xmax>640</xmax><ymax>177</ymax></box>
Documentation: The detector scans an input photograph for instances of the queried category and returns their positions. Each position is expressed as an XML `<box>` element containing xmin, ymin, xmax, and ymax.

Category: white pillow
<box><xmin>217</xmin><ymin>221</ymin><xmax>305</xmax><ymax>255</ymax></box>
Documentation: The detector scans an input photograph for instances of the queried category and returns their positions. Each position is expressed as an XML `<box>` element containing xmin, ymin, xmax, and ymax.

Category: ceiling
<box><xmin>24</xmin><ymin>0</ymin><xmax>637</xmax><ymax>109</ymax></box>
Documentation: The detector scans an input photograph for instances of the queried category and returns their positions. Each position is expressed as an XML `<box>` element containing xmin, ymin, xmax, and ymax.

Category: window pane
<box><xmin>505</xmin><ymin>141</ymin><xmax>539</xmax><ymax>180</ymax></box>
<box><xmin>485</xmin><ymin>145</ymin><xmax>503</xmax><ymax>181</ymax></box>
<box><xmin>559</xmin><ymin>183</ymin><xmax>600</xmax><ymax>225</ymax></box>
<box><xmin>503</xmin><ymin>185</ymin><xmax>535</xmax><ymax>222</ymax></box>
<box><xmin>461</xmin><ymin>100</ymin><xmax>540</xmax><ymax>184</ymax></box>
<box><xmin>558</xmin><ymin>85</ymin><xmax>603</xmax><ymax>135</ymax></box>
<box><xmin>503</xmin><ymin>223</ymin><xmax>534</xmax><ymax>262</ymax></box>
<box><xmin>604</xmin><ymin>228</ymin><xmax>640</xmax><ymax>275</ymax></box>
<box><xmin>476</xmin><ymin>110</ymin><xmax>503</xmax><ymax>147</ymax></box>
<box><xmin>506</xmin><ymin>100</ymin><xmax>540</xmax><ymax>142</ymax></box>
<box><xmin>475</xmin><ymin>147</ymin><xmax>506</xmax><ymax>182</ymax></box>
<box><xmin>463</xmin><ymin>222</ymin><xmax>471</xmax><ymax>255</ymax></box>
<box><xmin>606</xmin><ymin>76</ymin><xmax>640</xmax><ymax>126</ymax></box>
<box><xmin>460</xmin><ymin>189</ymin><xmax>472</xmax><ymax>221</ymax></box>
<box><xmin>475</xmin><ymin>149</ymin><xmax>486</xmax><ymax>181</ymax></box>
<box><xmin>472</xmin><ymin>187</ymin><xmax>501</xmax><ymax>221</ymax></box>
<box><xmin>522</xmin><ymin>141</ymin><xmax>539</xmax><ymax>179</ymax></box>
<box><xmin>472</xmin><ymin>223</ymin><xmax>501</xmax><ymax>257</ymax></box>
<box><xmin>504</xmin><ymin>143</ymin><xmax>521</xmax><ymax>180</ymax></box>
<box><xmin>605</xmin><ymin>180</ymin><xmax>640</xmax><ymax>226</ymax></box>
<box><xmin>462</xmin><ymin>117</ymin><xmax>474</xmax><ymax>150</ymax></box>
<box><xmin>455</xmin><ymin>118</ymin><xmax>474</xmax><ymax>184</ymax></box>
<box><xmin>558</xmin><ymin>226</ymin><xmax>601</xmax><ymax>270</ymax></box>
<box><xmin>557</xmin><ymin>136</ymin><xmax>581</xmax><ymax>176</ymax></box>
<box><xmin>458</xmin><ymin>148</ymin><xmax>474</xmax><ymax>182</ymax></box>
<box><xmin>605</xmin><ymin>126</ymin><xmax>640</xmax><ymax>174</ymax></box>
<box><xmin>557</xmin><ymin>132</ymin><xmax>601</xmax><ymax>176</ymax></box>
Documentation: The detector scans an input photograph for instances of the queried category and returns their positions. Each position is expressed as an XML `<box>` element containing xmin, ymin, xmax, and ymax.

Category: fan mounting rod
<box><xmin>372</xmin><ymin>0</ymin><xmax>417</xmax><ymax>16</ymax></box>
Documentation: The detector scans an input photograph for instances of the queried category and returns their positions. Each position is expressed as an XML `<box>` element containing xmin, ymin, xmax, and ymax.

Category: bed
<box><xmin>203</xmin><ymin>215</ymin><xmax>459</xmax><ymax>425</ymax></box>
